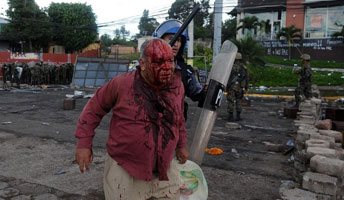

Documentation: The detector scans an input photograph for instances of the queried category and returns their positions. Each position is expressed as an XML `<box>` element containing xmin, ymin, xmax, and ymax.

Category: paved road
<box><xmin>0</xmin><ymin>87</ymin><xmax>295</xmax><ymax>200</ymax></box>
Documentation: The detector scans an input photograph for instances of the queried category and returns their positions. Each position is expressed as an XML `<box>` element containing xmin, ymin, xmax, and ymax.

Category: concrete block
<box><xmin>299</xmin><ymin>115</ymin><xmax>316</xmax><ymax>122</ymax></box>
<box><xmin>318</xmin><ymin>130</ymin><xmax>343</xmax><ymax>143</ymax></box>
<box><xmin>225</xmin><ymin>122</ymin><xmax>241</xmax><ymax>129</ymax></box>
<box><xmin>302</xmin><ymin>172</ymin><xmax>337</xmax><ymax>195</ymax></box>
<box><xmin>299</xmin><ymin>105</ymin><xmax>317</xmax><ymax>114</ymax></box>
<box><xmin>63</xmin><ymin>98</ymin><xmax>75</xmax><ymax>110</ymax></box>
<box><xmin>297</xmin><ymin>111</ymin><xmax>316</xmax><ymax>117</ymax></box>
<box><xmin>310</xmin><ymin>155</ymin><xmax>344</xmax><ymax>178</ymax></box>
<box><xmin>315</xmin><ymin>120</ymin><xmax>332</xmax><ymax>130</ymax></box>
<box><xmin>306</xmin><ymin>139</ymin><xmax>330</xmax><ymax>149</ymax></box>
<box><xmin>297</xmin><ymin>125</ymin><xmax>318</xmax><ymax>133</ymax></box>
<box><xmin>310</xmin><ymin>135</ymin><xmax>335</xmax><ymax>148</ymax></box>
<box><xmin>316</xmin><ymin>194</ymin><xmax>337</xmax><ymax>200</ymax></box>
<box><xmin>295</xmin><ymin>120</ymin><xmax>314</xmax><ymax>125</ymax></box>
<box><xmin>306</xmin><ymin>147</ymin><xmax>337</xmax><ymax>159</ymax></box>
<box><xmin>262</xmin><ymin>141</ymin><xmax>284</xmax><ymax>152</ymax></box>
<box><xmin>310</xmin><ymin>98</ymin><xmax>322</xmax><ymax>105</ymax></box>
<box><xmin>281</xmin><ymin>188</ymin><xmax>317</xmax><ymax>200</ymax></box>
<box><xmin>336</xmin><ymin>148</ymin><xmax>344</xmax><ymax>160</ymax></box>
<box><xmin>296</xmin><ymin>130</ymin><xmax>320</xmax><ymax>143</ymax></box>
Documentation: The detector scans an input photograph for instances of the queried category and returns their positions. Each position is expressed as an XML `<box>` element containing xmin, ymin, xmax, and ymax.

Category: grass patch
<box><xmin>118</xmin><ymin>52</ymin><xmax>140</xmax><ymax>61</ymax></box>
<box><xmin>248</xmin><ymin>65</ymin><xmax>344</xmax><ymax>87</ymax></box>
<box><xmin>264</xmin><ymin>56</ymin><xmax>344</xmax><ymax>68</ymax></box>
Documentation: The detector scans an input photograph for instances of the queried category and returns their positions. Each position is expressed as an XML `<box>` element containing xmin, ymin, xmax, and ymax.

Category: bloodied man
<box><xmin>75</xmin><ymin>38</ymin><xmax>189</xmax><ymax>200</ymax></box>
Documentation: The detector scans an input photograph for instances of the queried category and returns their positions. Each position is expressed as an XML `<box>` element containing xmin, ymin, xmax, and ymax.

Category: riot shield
<box><xmin>189</xmin><ymin>40</ymin><xmax>237</xmax><ymax>165</ymax></box>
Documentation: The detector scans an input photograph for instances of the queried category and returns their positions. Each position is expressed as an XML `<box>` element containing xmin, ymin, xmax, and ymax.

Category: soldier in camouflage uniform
<box><xmin>2</xmin><ymin>64</ymin><xmax>10</xmax><ymax>88</ymax></box>
<box><xmin>294</xmin><ymin>54</ymin><xmax>312</xmax><ymax>107</ymax></box>
<box><xmin>31</xmin><ymin>63</ymin><xmax>42</xmax><ymax>85</ymax></box>
<box><xmin>226</xmin><ymin>53</ymin><xmax>249</xmax><ymax>121</ymax></box>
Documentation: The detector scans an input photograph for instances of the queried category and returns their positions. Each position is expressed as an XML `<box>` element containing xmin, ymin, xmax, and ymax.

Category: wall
<box><xmin>239</xmin><ymin>0</ymin><xmax>286</xmax><ymax>8</ymax></box>
<box><xmin>0</xmin><ymin>52</ymin><xmax>78</xmax><ymax>65</ymax></box>
<box><xmin>262</xmin><ymin>38</ymin><xmax>344</xmax><ymax>62</ymax></box>
<box><xmin>138</xmin><ymin>36</ymin><xmax>153</xmax><ymax>52</ymax></box>
<box><xmin>110</xmin><ymin>45</ymin><xmax>137</xmax><ymax>55</ymax></box>
<box><xmin>286</xmin><ymin>0</ymin><xmax>305</xmax><ymax>30</ymax></box>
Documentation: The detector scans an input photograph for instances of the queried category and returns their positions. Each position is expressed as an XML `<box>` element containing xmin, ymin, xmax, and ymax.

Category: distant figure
<box><xmin>226</xmin><ymin>53</ymin><xmax>249</xmax><ymax>121</ymax></box>
<box><xmin>294</xmin><ymin>54</ymin><xmax>312</xmax><ymax>107</ymax></box>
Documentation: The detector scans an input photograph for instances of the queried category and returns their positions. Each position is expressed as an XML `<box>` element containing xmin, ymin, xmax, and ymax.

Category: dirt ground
<box><xmin>0</xmin><ymin>86</ymin><xmax>295</xmax><ymax>200</ymax></box>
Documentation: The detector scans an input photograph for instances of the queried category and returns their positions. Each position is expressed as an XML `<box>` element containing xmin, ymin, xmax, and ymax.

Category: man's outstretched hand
<box><xmin>176</xmin><ymin>147</ymin><xmax>189</xmax><ymax>164</ymax></box>
<box><xmin>75</xmin><ymin>148</ymin><xmax>93</xmax><ymax>173</ymax></box>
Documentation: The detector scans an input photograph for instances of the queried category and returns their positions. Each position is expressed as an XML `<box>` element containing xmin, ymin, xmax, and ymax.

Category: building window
<box><xmin>305</xmin><ymin>5</ymin><xmax>344</xmax><ymax>38</ymax></box>
<box><xmin>245</xmin><ymin>11</ymin><xmax>286</xmax><ymax>40</ymax></box>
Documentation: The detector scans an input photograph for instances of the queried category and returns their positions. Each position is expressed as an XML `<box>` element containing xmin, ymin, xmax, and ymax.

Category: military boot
<box><xmin>235</xmin><ymin>111</ymin><xmax>241</xmax><ymax>121</ymax></box>
<box><xmin>228</xmin><ymin>112</ymin><xmax>234</xmax><ymax>121</ymax></box>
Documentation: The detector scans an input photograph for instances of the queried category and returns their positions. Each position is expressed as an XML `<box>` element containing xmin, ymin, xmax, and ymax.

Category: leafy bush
<box><xmin>264</xmin><ymin>56</ymin><xmax>344</xmax><ymax>68</ymax></box>
<box><xmin>118</xmin><ymin>52</ymin><xmax>139</xmax><ymax>61</ymax></box>
<box><xmin>248</xmin><ymin>65</ymin><xmax>344</xmax><ymax>87</ymax></box>
<box><xmin>193</xmin><ymin>43</ymin><xmax>213</xmax><ymax>70</ymax></box>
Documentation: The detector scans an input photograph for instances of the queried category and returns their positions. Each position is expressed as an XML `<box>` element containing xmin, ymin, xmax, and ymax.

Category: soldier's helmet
<box><xmin>153</xmin><ymin>19</ymin><xmax>188</xmax><ymax>57</ymax></box>
<box><xmin>301</xmin><ymin>54</ymin><xmax>311</xmax><ymax>61</ymax></box>
<box><xmin>235</xmin><ymin>52</ymin><xmax>242</xmax><ymax>60</ymax></box>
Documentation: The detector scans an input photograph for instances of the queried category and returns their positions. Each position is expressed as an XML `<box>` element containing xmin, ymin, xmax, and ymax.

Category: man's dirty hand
<box><xmin>75</xmin><ymin>148</ymin><xmax>93</xmax><ymax>173</ymax></box>
<box><xmin>176</xmin><ymin>147</ymin><xmax>189</xmax><ymax>164</ymax></box>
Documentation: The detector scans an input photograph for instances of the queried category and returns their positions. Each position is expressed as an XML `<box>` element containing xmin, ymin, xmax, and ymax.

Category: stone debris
<box><xmin>280</xmin><ymin>188</ymin><xmax>317</xmax><ymax>200</ymax></box>
<box><xmin>310</xmin><ymin>155</ymin><xmax>344</xmax><ymax>177</ymax></box>
<box><xmin>280</xmin><ymin>97</ymin><xmax>344</xmax><ymax>199</ymax></box>
<box><xmin>318</xmin><ymin>130</ymin><xmax>343</xmax><ymax>143</ymax></box>
<box><xmin>225</xmin><ymin>122</ymin><xmax>241</xmax><ymax>129</ymax></box>
<box><xmin>302</xmin><ymin>172</ymin><xmax>337</xmax><ymax>196</ymax></box>
<box><xmin>315</xmin><ymin>119</ymin><xmax>332</xmax><ymax>130</ymax></box>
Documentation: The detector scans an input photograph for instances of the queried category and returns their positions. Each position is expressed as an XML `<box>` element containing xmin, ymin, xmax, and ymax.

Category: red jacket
<box><xmin>75</xmin><ymin>68</ymin><xmax>186</xmax><ymax>181</ymax></box>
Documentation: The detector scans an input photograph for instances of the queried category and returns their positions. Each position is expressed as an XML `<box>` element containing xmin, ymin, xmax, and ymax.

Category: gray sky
<box><xmin>0</xmin><ymin>0</ymin><xmax>236</xmax><ymax>37</ymax></box>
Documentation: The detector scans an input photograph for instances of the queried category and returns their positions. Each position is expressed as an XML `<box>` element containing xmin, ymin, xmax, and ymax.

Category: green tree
<box><xmin>332</xmin><ymin>26</ymin><xmax>344</xmax><ymax>42</ymax></box>
<box><xmin>258</xmin><ymin>19</ymin><xmax>271</xmax><ymax>38</ymax></box>
<box><xmin>222</xmin><ymin>18</ymin><xmax>237</xmax><ymax>42</ymax></box>
<box><xmin>1</xmin><ymin>0</ymin><xmax>51</xmax><ymax>52</ymax></box>
<box><xmin>167</xmin><ymin>0</ymin><xmax>210</xmax><ymax>39</ymax></box>
<box><xmin>137</xmin><ymin>9</ymin><xmax>159</xmax><ymax>37</ymax></box>
<box><xmin>112</xmin><ymin>26</ymin><xmax>136</xmax><ymax>47</ymax></box>
<box><xmin>48</xmin><ymin>2</ymin><xmax>97</xmax><ymax>53</ymax></box>
<box><xmin>276</xmin><ymin>25</ymin><xmax>302</xmax><ymax>60</ymax></box>
<box><xmin>113</xmin><ymin>25</ymin><xmax>130</xmax><ymax>41</ymax></box>
<box><xmin>237</xmin><ymin>16</ymin><xmax>260</xmax><ymax>37</ymax></box>
<box><xmin>232</xmin><ymin>37</ymin><xmax>265</xmax><ymax>67</ymax></box>
<box><xmin>100</xmin><ymin>34</ymin><xmax>112</xmax><ymax>53</ymax></box>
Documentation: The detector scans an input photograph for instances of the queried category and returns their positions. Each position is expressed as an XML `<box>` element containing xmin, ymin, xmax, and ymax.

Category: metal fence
<box><xmin>72</xmin><ymin>57</ymin><xmax>130</xmax><ymax>87</ymax></box>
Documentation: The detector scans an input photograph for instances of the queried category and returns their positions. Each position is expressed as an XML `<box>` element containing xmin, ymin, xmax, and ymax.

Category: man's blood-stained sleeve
<box><xmin>74</xmin><ymin>78</ymin><xmax>119</xmax><ymax>149</ymax></box>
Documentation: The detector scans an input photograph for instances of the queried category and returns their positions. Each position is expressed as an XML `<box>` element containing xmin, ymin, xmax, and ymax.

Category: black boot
<box><xmin>236</xmin><ymin>111</ymin><xmax>241</xmax><ymax>121</ymax></box>
<box><xmin>228</xmin><ymin>112</ymin><xmax>233</xmax><ymax>121</ymax></box>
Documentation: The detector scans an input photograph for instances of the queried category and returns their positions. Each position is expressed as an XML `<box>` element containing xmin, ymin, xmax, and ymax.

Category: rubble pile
<box><xmin>280</xmin><ymin>98</ymin><xmax>344</xmax><ymax>200</ymax></box>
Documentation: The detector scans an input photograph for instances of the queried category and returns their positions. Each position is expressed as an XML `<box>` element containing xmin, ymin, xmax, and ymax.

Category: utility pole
<box><xmin>187</xmin><ymin>0</ymin><xmax>194</xmax><ymax>67</ymax></box>
<box><xmin>212</xmin><ymin>0</ymin><xmax>222</xmax><ymax>62</ymax></box>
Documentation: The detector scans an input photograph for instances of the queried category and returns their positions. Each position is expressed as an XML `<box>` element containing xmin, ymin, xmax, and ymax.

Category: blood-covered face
<box><xmin>140</xmin><ymin>39</ymin><xmax>175</xmax><ymax>88</ymax></box>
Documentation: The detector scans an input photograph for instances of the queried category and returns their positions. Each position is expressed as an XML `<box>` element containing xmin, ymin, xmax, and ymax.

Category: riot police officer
<box><xmin>153</xmin><ymin>19</ymin><xmax>206</xmax><ymax>121</ymax></box>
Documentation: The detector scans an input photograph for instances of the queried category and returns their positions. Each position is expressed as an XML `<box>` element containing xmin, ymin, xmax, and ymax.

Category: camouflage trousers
<box><xmin>227</xmin><ymin>89</ymin><xmax>243</xmax><ymax>113</ymax></box>
<box><xmin>295</xmin><ymin>83</ymin><xmax>312</xmax><ymax>106</ymax></box>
